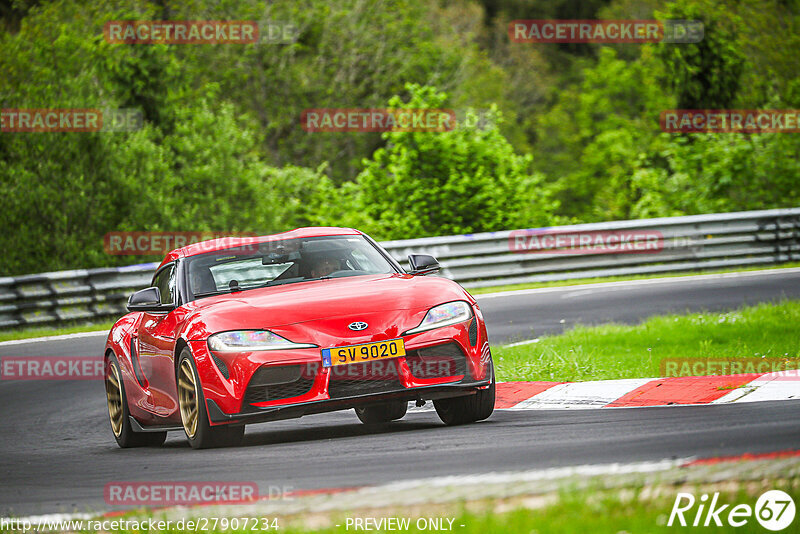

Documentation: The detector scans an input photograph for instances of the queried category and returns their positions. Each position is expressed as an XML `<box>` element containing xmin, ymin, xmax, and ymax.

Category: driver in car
<box><xmin>310</xmin><ymin>257</ymin><xmax>339</xmax><ymax>278</ymax></box>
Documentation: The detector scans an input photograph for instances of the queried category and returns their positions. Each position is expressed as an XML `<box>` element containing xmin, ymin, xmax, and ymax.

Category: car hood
<box><xmin>182</xmin><ymin>273</ymin><xmax>472</xmax><ymax>339</ymax></box>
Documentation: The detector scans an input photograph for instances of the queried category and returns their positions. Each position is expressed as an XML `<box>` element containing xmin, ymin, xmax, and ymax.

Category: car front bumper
<box><xmin>205</xmin><ymin>376</ymin><xmax>491</xmax><ymax>425</ymax></box>
<box><xmin>189</xmin><ymin>313</ymin><xmax>492</xmax><ymax>427</ymax></box>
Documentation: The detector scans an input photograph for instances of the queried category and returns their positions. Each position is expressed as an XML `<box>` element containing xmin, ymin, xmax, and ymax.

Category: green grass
<box><xmin>88</xmin><ymin>479</ymin><xmax>798</xmax><ymax>534</ymax></box>
<box><xmin>494</xmin><ymin>300</ymin><xmax>799</xmax><ymax>382</ymax></box>
<box><xmin>307</xmin><ymin>486</ymin><xmax>798</xmax><ymax>533</ymax></box>
<box><xmin>467</xmin><ymin>262</ymin><xmax>800</xmax><ymax>295</ymax></box>
<box><xmin>0</xmin><ymin>321</ymin><xmax>113</xmax><ymax>343</ymax></box>
<box><xmin>443</xmin><ymin>483</ymin><xmax>800</xmax><ymax>534</ymax></box>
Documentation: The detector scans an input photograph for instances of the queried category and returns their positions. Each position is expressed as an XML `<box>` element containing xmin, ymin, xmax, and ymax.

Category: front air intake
<box><xmin>468</xmin><ymin>318</ymin><xmax>479</xmax><ymax>347</ymax></box>
<box><xmin>243</xmin><ymin>364</ymin><xmax>316</xmax><ymax>407</ymax></box>
<box><xmin>210</xmin><ymin>352</ymin><xmax>229</xmax><ymax>380</ymax></box>
<box><xmin>405</xmin><ymin>342</ymin><xmax>468</xmax><ymax>379</ymax></box>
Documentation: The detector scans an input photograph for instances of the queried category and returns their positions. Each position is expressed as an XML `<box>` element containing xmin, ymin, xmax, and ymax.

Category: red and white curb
<box><xmin>409</xmin><ymin>370</ymin><xmax>800</xmax><ymax>412</ymax></box>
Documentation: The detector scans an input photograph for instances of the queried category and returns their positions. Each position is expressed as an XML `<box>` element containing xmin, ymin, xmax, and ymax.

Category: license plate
<box><xmin>321</xmin><ymin>339</ymin><xmax>406</xmax><ymax>368</ymax></box>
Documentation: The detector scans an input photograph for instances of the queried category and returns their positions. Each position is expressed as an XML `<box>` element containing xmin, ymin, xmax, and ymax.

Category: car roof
<box><xmin>158</xmin><ymin>227</ymin><xmax>363</xmax><ymax>268</ymax></box>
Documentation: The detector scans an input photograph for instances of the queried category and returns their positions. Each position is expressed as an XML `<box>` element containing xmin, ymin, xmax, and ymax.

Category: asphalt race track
<box><xmin>1</xmin><ymin>269</ymin><xmax>798</xmax><ymax>516</ymax></box>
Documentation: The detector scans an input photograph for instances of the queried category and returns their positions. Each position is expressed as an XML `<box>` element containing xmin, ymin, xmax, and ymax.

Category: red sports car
<box><xmin>104</xmin><ymin>227</ymin><xmax>495</xmax><ymax>449</ymax></box>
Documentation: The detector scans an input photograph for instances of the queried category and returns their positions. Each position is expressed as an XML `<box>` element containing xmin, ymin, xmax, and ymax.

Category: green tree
<box><xmin>169</xmin><ymin>0</ymin><xmax>511</xmax><ymax>181</ymax></box>
<box><xmin>535</xmin><ymin>46</ymin><xmax>673</xmax><ymax>221</ymax></box>
<box><xmin>656</xmin><ymin>0</ymin><xmax>746</xmax><ymax>109</ymax></box>
<box><xmin>331</xmin><ymin>84</ymin><xmax>560</xmax><ymax>239</ymax></box>
<box><xmin>0</xmin><ymin>1</ymin><xmax>328</xmax><ymax>274</ymax></box>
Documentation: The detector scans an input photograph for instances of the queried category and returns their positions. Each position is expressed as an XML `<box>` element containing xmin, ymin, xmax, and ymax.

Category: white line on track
<box><xmin>370</xmin><ymin>458</ymin><xmax>692</xmax><ymax>491</ymax></box>
<box><xmin>0</xmin><ymin>330</ymin><xmax>107</xmax><ymax>347</ymax></box>
<box><xmin>503</xmin><ymin>338</ymin><xmax>540</xmax><ymax>347</ymax></box>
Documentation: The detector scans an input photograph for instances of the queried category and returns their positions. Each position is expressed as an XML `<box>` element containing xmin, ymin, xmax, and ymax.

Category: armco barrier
<box><xmin>1</xmin><ymin>208</ymin><xmax>798</xmax><ymax>329</ymax></box>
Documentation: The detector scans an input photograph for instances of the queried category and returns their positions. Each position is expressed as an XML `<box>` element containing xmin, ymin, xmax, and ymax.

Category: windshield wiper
<box><xmin>194</xmin><ymin>276</ymin><xmax>331</xmax><ymax>298</ymax></box>
<box><xmin>255</xmin><ymin>275</ymin><xmax>333</xmax><ymax>288</ymax></box>
<box><xmin>193</xmin><ymin>286</ymin><xmax>253</xmax><ymax>298</ymax></box>
<box><xmin>256</xmin><ymin>277</ymin><xmax>305</xmax><ymax>288</ymax></box>
<box><xmin>193</xmin><ymin>291</ymin><xmax>221</xmax><ymax>298</ymax></box>
<box><xmin>193</xmin><ymin>289</ymin><xmax>230</xmax><ymax>298</ymax></box>
<box><xmin>302</xmin><ymin>275</ymin><xmax>332</xmax><ymax>282</ymax></box>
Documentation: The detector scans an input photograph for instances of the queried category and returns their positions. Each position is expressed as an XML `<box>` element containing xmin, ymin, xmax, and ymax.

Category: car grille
<box><xmin>210</xmin><ymin>351</ymin><xmax>230</xmax><ymax>380</ymax></box>
<box><xmin>468</xmin><ymin>318</ymin><xmax>479</xmax><ymax>346</ymax></box>
<box><xmin>243</xmin><ymin>364</ymin><xmax>315</xmax><ymax>407</ymax></box>
<box><xmin>327</xmin><ymin>360</ymin><xmax>404</xmax><ymax>399</ymax></box>
<box><xmin>405</xmin><ymin>342</ymin><xmax>468</xmax><ymax>379</ymax></box>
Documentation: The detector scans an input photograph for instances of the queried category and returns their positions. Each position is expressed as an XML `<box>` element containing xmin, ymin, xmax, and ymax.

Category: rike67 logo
<box><xmin>668</xmin><ymin>490</ymin><xmax>796</xmax><ymax>531</ymax></box>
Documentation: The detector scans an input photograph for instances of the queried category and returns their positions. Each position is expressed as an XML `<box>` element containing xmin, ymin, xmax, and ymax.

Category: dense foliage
<box><xmin>1</xmin><ymin>0</ymin><xmax>798</xmax><ymax>274</ymax></box>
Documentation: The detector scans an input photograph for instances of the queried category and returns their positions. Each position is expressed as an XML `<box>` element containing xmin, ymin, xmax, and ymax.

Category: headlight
<box><xmin>404</xmin><ymin>301</ymin><xmax>473</xmax><ymax>335</ymax></box>
<box><xmin>207</xmin><ymin>330</ymin><xmax>317</xmax><ymax>352</ymax></box>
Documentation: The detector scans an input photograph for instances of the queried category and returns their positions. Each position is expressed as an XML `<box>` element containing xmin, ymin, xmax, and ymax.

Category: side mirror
<box><xmin>408</xmin><ymin>254</ymin><xmax>440</xmax><ymax>276</ymax></box>
<box><xmin>127</xmin><ymin>287</ymin><xmax>170</xmax><ymax>313</ymax></box>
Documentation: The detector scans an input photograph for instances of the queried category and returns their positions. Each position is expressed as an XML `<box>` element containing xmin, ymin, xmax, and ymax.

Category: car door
<box><xmin>135</xmin><ymin>263</ymin><xmax>181</xmax><ymax>418</ymax></box>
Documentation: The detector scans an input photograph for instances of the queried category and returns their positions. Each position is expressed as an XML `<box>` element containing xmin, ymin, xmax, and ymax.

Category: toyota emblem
<box><xmin>348</xmin><ymin>321</ymin><xmax>368</xmax><ymax>331</ymax></box>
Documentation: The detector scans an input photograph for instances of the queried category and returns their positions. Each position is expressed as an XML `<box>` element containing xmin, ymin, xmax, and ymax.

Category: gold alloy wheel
<box><xmin>178</xmin><ymin>359</ymin><xmax>199</xmax><ymax>439</ymax></box>
<box><xmin>105</xmin><ymin>363</ymin><xmax>124</xmax><ymax>437</ymax></box>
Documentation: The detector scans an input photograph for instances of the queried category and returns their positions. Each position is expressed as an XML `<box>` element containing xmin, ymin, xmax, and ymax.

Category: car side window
<box><xmin>152</xmin><ymin>265</ymin><xmax>176</xmax><ymax>305</ymax></box>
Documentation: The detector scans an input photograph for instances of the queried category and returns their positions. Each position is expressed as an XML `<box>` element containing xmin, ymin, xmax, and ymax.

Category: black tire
<box><xmin>354</xmin><ymin>400</ymin><xmax>408</xmax><ymax>424</ymax></box>
<box><xmin>105</xmin><ymin>353</ymin><xmax>167</xmax><ymax>448</ymax></box>
<box><xmin>434</xmin><ymin>359</ymin><xmax>495</xmax><ymax>426</ymax></box>
<box><xmin>177</xmin><ymin>348</ymin><xmax>244</xmax><ymax>449</ymax></box>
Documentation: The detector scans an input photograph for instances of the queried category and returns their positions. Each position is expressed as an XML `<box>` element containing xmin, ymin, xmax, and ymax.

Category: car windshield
<box><xmin>184</xmin><ymin>235</ymin><xmax>396</xmax><ymax>300</ymax></box>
